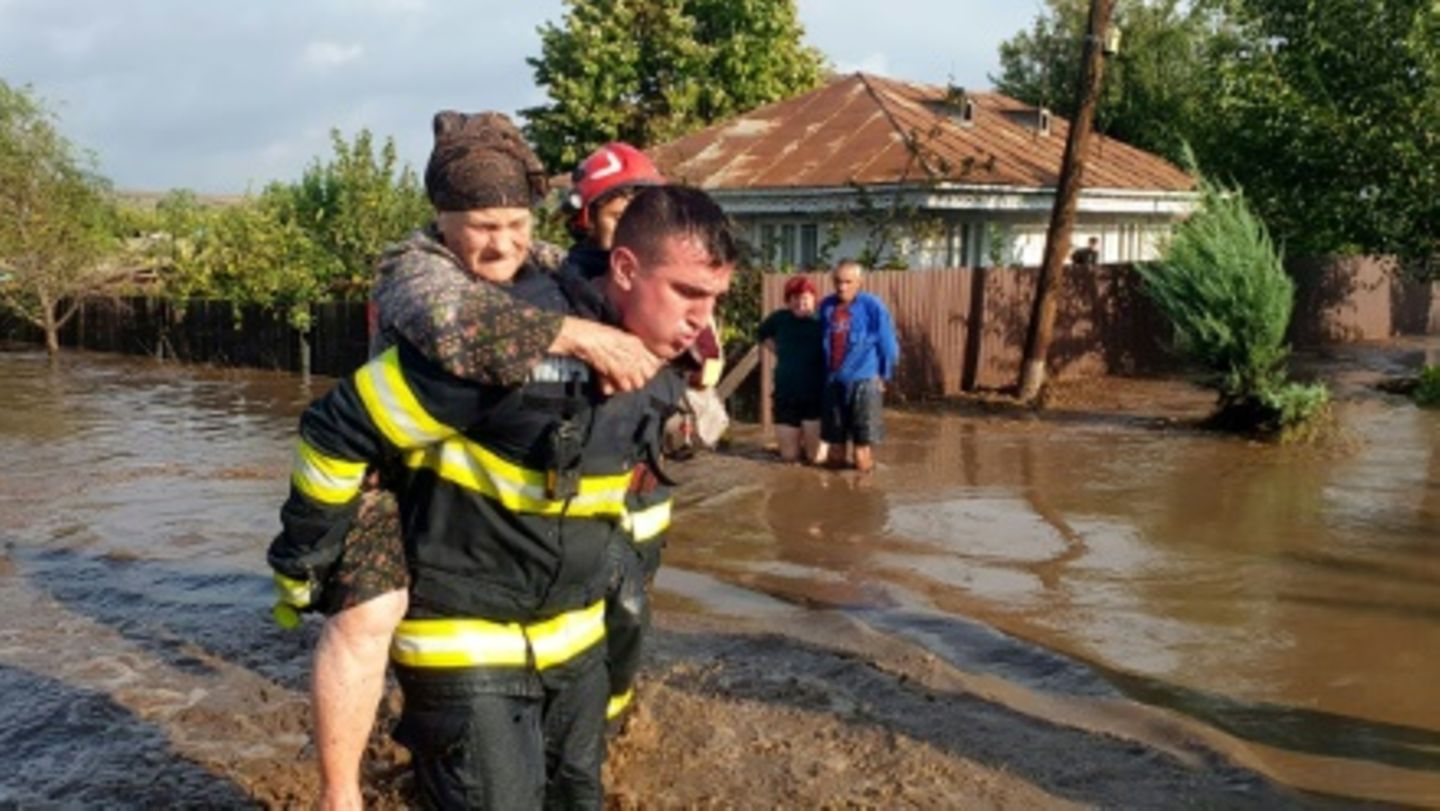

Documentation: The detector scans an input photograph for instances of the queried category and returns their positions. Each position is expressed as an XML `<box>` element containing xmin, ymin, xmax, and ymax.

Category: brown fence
<box><xmin>1290</xmin><ymin>255</ymin><xmax>1440</xmax><ymax>344</ymax></box>
<box><xmin>2</xmin><ymin>297</ymin><xmax>372</xmax><ymax>378</ymax></box>
<box><xmin>759</xmin><ymin>259</ymin><xmax>1440</xmax><ymax>418</ymax></box>
<box><xmin>3</xmin><ymin>255</ymin><xmax>1436</xmax><ymax>407</ymax></box>
<box><xmin>759</xmin><ymin>264</ymin><xmax>1172</xmax><ymax>409</ymax></box>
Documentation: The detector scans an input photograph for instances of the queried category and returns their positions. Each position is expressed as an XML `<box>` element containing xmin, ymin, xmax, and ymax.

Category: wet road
<box><xmin>0</xmin><ymin>345</ymin><xmax>1436</xmax><ymax>806</ymax></box>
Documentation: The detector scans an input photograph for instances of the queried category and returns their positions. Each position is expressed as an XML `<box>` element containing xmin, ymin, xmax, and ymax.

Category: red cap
<box><xmin>568</xmin><ymin>143</ymin><xmax>664</xmax><ymax>230</ymax></box>
<box><xmin>783</xmin><ymin>276</ymin><xmax>817</xmax><ymax>300</ymax></box>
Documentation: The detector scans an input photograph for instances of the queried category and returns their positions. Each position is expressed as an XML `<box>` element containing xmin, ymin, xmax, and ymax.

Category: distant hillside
<box><xmin>114</xmin><ymin>189</ymin><xmax>245</xmax><ymax>210</ymax></box>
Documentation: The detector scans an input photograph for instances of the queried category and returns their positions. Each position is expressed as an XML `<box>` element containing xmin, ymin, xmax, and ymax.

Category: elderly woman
<box><xmin>758</xmin><ymin>275</ymin><xmax>827</xmax><ymax>463</ymax></box>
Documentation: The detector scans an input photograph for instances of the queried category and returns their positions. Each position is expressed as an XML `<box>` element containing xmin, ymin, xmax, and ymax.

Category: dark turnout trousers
<box><xmin>394</xmin><ymin>647</ymin><xmax>609</xmax><ymax>810</ymax></box>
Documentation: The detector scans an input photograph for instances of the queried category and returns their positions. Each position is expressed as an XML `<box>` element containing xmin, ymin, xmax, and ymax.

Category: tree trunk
<box><xmin>38</xmin><ymin>291</ymin><xmax>60</xmax><ymax>356</ymax></box>
<box><xmin>1018</xmin><ymin>0</ymin><xmax>1116</xmax><ymax>403</ymax></box>
<box><xmin>299</xmin><ymin>329</ymin><xmax>312</xmax><ymax>381</ymax></box>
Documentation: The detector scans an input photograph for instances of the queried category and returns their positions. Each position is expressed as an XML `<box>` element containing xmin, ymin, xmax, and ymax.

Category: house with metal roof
<box><xmin>649</xmin><ymin>72</ymin><xmax>1197</xmax><ymax>270</ymax></box>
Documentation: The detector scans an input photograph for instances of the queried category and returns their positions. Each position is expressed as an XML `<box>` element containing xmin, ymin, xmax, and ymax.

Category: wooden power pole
<box><xmin>1017</xmin><ymin>0</ymin><xmax>1116</xmax><ymax>402</ymax></box>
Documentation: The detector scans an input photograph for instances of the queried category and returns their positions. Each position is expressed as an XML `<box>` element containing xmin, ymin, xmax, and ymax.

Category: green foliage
<box><xmin>717</xmin><ymin>261</ymin><xmax>762</xmax><ymax>356</ymax></box>
<box><xmin>144</xmin><ymin>192</ymin><xmax>341</xmax><ymax>330</ymax></box>
<box><xmin>0</xmin><ymin>79</ymin><xmax>119</xmax><ymax>350</ymax></box>
<box><xmin>1415</xmin><ymin>365</ymin><xmax>1440</xmax><ymax>407</ymax></box>
<box><xmin>1138</xmin><ymin>152</ymin><xmax>1329</xmax><ymax>434</ymax></box>
<box><xmin>1201</xmin><ymin>0</ymin><xmax>1440</xmax><ymax>274</ymax></box>
<box><xmin>132</xmin><ymin>130</ymin><xmax>428</xmax><ymax>328</ymax></box>
<box><xmin>523</xmin><ymin>0</ymin><xmax>826</xmax><ymax>171</ymax></box>
<box><xmin>272</xmin><ymin>129</ymin><xmax>430</xmax><ymax>295</ymax></box>
<box><xmin>995</xmin><ymin>0</ymin><xmax>1440</xmax><ymax>274</ymax></box>
<box><xmin>992</xmin><ymin>0</ymin><xmax>1228</xmax><ymax>164</ymax></box>
<box><xmin>1259</xmin><ymin>381</ymin><xmax>1331</xmax><ymax>438</ymax></box>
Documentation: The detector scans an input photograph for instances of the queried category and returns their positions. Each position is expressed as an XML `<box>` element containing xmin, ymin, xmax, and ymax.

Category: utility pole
<box><xmin>1017</xmin><ymin>0</ymin><xmax>1116</xmax><ymax>402</ymax></box>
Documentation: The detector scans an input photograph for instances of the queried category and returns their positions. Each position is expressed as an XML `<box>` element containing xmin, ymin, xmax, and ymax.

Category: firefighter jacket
<box><xmin>268</xmin><ymin>268</ymin><xmax>685</xmax><ymax>672</ymax></box>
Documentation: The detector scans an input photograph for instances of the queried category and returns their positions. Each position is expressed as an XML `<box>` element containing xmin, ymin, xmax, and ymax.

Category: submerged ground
<box><xmin>1</xmin><ymin>339</ymin><xmax>1436</xmax><ymax>808</ymax></box>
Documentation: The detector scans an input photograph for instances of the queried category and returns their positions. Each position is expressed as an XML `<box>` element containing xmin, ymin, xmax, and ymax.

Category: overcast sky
<box><xmin>0</xmin><ymin>1</ymin><xmax>1042</xmax><ymax>194</ymax></box>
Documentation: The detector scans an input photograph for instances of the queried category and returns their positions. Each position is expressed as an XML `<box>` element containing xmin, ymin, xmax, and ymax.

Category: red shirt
<box><xmin>828</xmin><ymin>303</ymin><xmax>851</xmax><ymax>372</ymax></box>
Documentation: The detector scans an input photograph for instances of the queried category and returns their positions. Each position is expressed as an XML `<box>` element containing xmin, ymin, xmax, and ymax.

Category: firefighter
<box><xmin>556</xmin><ymin>142</ymin><xmax>729</xmax><ymax>722</ymax></box>
<box><xmin>271</xmin><ymin>184</ymin><xmax>738</xmax><ymax>808</ymax></box>
<box><xmin>298</xmin><ymin>113</ymin><xmax>670</xmax><ymax>811</ymax></box>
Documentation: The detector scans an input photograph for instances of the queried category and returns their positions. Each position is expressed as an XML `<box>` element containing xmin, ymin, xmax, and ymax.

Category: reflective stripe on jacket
<box><xmin>269</xmin><ymin>267</ymin><xmax>686</xmax><ymax>628</ymax></box>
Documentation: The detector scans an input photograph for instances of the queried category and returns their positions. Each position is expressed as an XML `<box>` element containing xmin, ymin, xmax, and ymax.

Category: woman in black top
<box><xmin>758</xmin><ymin>275</ymin><xmax>828</xmax><ymax>463</ymax></box>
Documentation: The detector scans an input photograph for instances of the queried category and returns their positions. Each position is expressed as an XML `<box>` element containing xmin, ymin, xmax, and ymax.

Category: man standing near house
<box><xmin>1071</xmin><ymin>236</ymin><xmax>1101</xmax><ymax>267</ymax></box>
<box><xmin>819</xmin><ymin>259</ymin><xmax>899</xmax><ymax>473</ymax></box>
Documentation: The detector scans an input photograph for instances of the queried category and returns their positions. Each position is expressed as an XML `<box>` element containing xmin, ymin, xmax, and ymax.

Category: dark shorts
<box><xmin>820</xmin><ymin>378</ymin><xmax>884</xmax><ymax>445</ymax></box>
<box><xmin>324</xmin><ymin>485</ymin><xmax>410</xmax><ymax>614</ymax></box>
<box><xmin>772</xmin><ymin>390</ymin><xmax>823</xmax><ymax>427</ymax></box>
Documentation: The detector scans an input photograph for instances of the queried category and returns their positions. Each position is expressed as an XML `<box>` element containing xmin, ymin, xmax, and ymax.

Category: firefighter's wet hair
<box><xmin>612</xmin><ymin>185</ymin><xmax>738</xmax><ymax>270</ymax></box>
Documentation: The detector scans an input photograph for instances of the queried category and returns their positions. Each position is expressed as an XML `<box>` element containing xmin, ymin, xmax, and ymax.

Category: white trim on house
<box><xmin>707</xmin><ymin>184</ymin><xmax>1198</xmax><ymax>217</ymax></box>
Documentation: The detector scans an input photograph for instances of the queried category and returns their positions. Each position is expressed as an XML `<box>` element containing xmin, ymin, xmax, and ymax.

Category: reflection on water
<box><xmin>2</xmin><ymin>346</ymin><xmax>1438</xmax><ymax>805</ymax></box>
<box><xmin>667</xmin><ymin>351</ymin><xmax>1440</xmax><ymax>805</ymax></box>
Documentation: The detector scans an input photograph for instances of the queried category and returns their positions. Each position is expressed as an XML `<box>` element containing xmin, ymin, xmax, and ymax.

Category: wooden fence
<box><xmin>758</xmin><ymin>260</ymin><xmax>1440</xmax><ymax>418</ymax></box>
<box><xmin>3</xmin><ymin>256</ymin><xmax>1435</xmax><ymax>410</ymax></box>
<box><xmin>1</xmin><ymin>298</ymin><xmax>372</xmax><ymax>379</ymax></box>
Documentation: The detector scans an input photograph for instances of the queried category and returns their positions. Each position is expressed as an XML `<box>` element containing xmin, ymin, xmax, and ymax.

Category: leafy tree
<box><xmin>274</xmin><ymin>129</ymin><xmax>430</xmax><ymax>295</ymax></box>
<box><xmin>1138</xmin><ymin>151</ymin><xmax>1329</xmax><ymax>436</ymax></box>
<box><xmin>154</xmin><ymin>193</ymin><xmax>340</xmax><ymax>331</ymax></box>
<box><xmin>1202</xmin><ymin>0</ymin><xmax>1440</xmax><ymax>272</ymax></box>
<box><xmin>992</xmin><ymin>0</ymin><xmax>1228</xmax><ymax>164</ymax></box>
<box><xmin>996</xmin><ymin>1</ymin><xmax>1440</xmax><ymax>272</ymax></box>
<box><xmin>523</xmin><ymin>0</ymin><xmax>826</xmax><ymax>171</ymax></box>
<box><xmin>0</xmin><ymin>80</ymin><xmax>120</xmax><ymax>354</ymax></box>
<box><xmin>686</xmin><ymin>0</ymin><xmax>827</xmax><ymax>123</ymax></box>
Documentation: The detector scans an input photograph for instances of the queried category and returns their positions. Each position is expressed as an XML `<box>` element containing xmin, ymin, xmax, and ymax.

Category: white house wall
<box><xmin>740</xmin><ymin>211</ymin><xmax>1177</xmax><ymax>271</ymax></box>
<box><xmin>725</xmin><ymin>185</ymin><xmax>1192</xmax><ymax>270</ymax></box>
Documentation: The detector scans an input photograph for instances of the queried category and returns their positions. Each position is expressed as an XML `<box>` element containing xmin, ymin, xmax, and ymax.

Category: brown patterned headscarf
<box><xmin>424</xmin><ymin>111</ymin><xmax>547</xmax><ymax>211</ymax></box>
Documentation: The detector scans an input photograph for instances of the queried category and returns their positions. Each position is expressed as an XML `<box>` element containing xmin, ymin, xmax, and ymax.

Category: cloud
<box><xmin>301</xmin><ymin>40</ymin><xmax>364</xmax><ymax>69</ymax></box>
<box><xmin>0</xmin><ymin>0</ymin><xmax>1042</xmax><ymax>193</ymax></box>
<box><xmin>836</xmin><ymin>52</ymin><xmax>890</xmax><ymax>77</ymax></box>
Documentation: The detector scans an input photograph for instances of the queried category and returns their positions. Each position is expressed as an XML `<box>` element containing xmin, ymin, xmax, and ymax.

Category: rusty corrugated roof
<box><xmin>649</xmin><ymin>73</ymin><xmax>1193</xmax><ymax>193</ymax></box>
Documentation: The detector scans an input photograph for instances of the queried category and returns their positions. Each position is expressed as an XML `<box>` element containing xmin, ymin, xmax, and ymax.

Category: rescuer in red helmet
<box><xmin>564</xmin><ymin>142</ymin><xmax>666</xmax><ymax>279</ymax></box>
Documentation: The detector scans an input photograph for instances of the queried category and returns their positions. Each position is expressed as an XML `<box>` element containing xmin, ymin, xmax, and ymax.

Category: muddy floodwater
<box><xmin>1</xmin><ymin>343</ymin><xmax>1437</xmax><ymax>807</ymax></box>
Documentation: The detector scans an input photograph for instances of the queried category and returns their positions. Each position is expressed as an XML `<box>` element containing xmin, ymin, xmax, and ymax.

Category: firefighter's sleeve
<box><xmin>372</xmin><ymin>245</ymin><xmax>564</xmax><ymax>386</ymax></box>
<box><xmin>267</xmin><ymin>343</ymin><xmax>473</xmax><ymax>613</ymax></box>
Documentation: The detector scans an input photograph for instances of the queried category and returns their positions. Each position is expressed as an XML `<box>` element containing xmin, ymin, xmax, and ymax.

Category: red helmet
<box><xmin>568</xmin><ymin>142</ymin><xmax>664</xmax><ymax>230</ymax></box>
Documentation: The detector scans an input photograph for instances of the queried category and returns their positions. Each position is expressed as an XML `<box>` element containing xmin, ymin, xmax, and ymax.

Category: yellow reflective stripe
<box><xmin>354</xmin><ymin>347</ymin><xmax>453</xmax><ymax>450</ymax></box>
<box><xmin>291</xmin><ymin>438</ymin><xmax>366</xmax><ymax>505</ymax></box>
<box><xmin>274</xmin><ymin>573</ymin><xmax>314</xmax><ymax>608</ymax></box>
<box><xmin>606</xmin><ymin>688</ymin><xmax>634</xmax><ymax>720</ymax></box>
<box><xmin>528</xmin><ymin>600</ymin><xmax>606</xmax><ymax>670</ymax></box>
<box><xmin>391</xmin><ymin>617</ymin><xmax>529</xmax><ymax>668</ymax></box>
<box><xmin>622</xmin><ymin>499</ymin><xmax>672</xmax><ymax>543</ymax></box>
<box><xmin>404</xmin><ymin>439</ymin><xmax>631</xmax><ymax>517</ymax></box>
<box><xmin>391</xmin><ymin>600</ymin><xmax>606</xmax><ymax>670</ymax></box>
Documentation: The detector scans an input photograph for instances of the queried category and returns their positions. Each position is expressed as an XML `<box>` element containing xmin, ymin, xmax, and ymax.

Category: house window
<box><xmin>799</xmin><ymin>224</ymin><xmax>819</xmax><ymax>268</ymax></box>
<box><xmin>779</xmin><ymin>224</ymin><xmax>797</xmax><ymax>268</ymax></box>
<box><xmin>757</xmin><ymin>221</ymin><xmax>822</xmax><ymax>268</ymax></box>
<box><xmin>759</xmin><ymin>224</ymin><xmax>778</xmax><ymax>267</ymax></box>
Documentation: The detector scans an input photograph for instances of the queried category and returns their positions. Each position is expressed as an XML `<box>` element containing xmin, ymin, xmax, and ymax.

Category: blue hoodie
<box><xmin>819</xmin><ymin>291</ymin><xmax>900</xmax><ymax>385</ymax></box>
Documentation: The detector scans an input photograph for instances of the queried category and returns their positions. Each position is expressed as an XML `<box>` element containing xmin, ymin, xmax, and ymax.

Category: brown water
<box><xmin>1</xmin><ymin>345</ymin><xmax>1437</xmax><ymax>806</ymax></box>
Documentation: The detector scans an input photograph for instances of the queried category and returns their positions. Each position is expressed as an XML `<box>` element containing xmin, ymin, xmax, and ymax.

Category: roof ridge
<box><xmin>857</xmin><ymin>73</ymin><xmax>937</xmax><ymax>183</ymax></box>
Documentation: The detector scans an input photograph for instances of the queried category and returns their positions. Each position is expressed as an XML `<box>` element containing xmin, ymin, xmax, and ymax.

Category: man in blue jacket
<box><xmin>818</xmin><ymin>259</ymin><xmax>899</xmax><ymax>473</ymax></box>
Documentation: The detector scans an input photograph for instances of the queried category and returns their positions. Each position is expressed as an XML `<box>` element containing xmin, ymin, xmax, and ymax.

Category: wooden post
<box><xmin>1018</xmin><ymin>0</ymin><xmax>1116</xmax><ymax>402</ymax></box>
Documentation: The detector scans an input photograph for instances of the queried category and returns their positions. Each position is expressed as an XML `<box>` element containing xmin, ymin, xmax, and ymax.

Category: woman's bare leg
<box><xmin>312</xmin><ymin>588</ymin><xmax>408</xmax><ymax>811</ymax></box>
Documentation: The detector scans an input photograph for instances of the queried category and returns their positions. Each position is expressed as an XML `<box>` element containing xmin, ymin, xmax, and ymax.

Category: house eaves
<box><xmin>708</xmin><ymin>183</ymin><xmax>1198</xmax><ymax>217</ymax></box>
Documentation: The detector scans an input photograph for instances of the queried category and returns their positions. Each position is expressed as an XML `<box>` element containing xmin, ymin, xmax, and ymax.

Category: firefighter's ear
<box><xmin>610</xmin><ymin>245</ymin><xmax>640</xmax><ymax>291</ymax></box>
